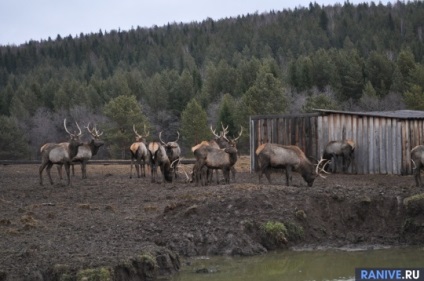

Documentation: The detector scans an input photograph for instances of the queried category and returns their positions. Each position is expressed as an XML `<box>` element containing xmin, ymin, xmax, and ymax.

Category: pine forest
<box><xmin>1</xmin><ymin>1</ymin><xmax>424</xmax><ymax>159</ymax></box>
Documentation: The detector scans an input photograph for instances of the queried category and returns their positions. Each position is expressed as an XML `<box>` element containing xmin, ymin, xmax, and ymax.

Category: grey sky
<box><xmin>0</xmin><ymin>0</ymin><xmax>392</xmax><ymax>46</ymax></box>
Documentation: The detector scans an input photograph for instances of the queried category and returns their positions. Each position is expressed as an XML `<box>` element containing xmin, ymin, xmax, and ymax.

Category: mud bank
<box><xmin>0</xmin><ymin>164</ymin><xmax>423</xmax><ymax>280</ymax></box>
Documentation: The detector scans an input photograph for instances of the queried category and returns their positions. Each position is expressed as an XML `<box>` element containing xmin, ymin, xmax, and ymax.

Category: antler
<box><xmin>173</xmin><ymin>131</ymin><xmax>180</xmax><ymax>143</ymax></box>
<box><xmin>64</xmin><ymin>119</ymin><xmax>82</xmax><ymax>137</ymax></box>
<box><xmin>412</xmin><ymin>159</ymin><xmax>417</xmax><ymax>170</ymax></box>
<box><xmin>159</xmin><ymin>131</ymin><xmax>166</xmax><ymax>145</ymax></box>
<box><xmin>232</xmin><ymin>126</ymin><xmax>243</xmax><ymax>142</ymax></box>
<box><xmin>315</xmin><ymin>157</ymin><xmax>331</xmax><ymax>179</ymax></box>
<box><xmin>133</xmin><ymin>124</ymin><xmax>142</xmax><ymax>139</ymax></box>
<box><xmin>210</xmin><ymin>125</ymin><xmax>220</xmax><ymax>138</ymax></box>
<box><xmin>93</xmin><ymin>126</ymin><xmax>103</xmax><ymax>137</ymax></box>
<box><xmin>86</xmin><ymin>123</ymin><xmax>103</xmax><ymax>139</ymax></box>
<box><xmin>143</xmin><ymin>124</ymin><xmax>150</xmax><ymax>138</ymax></box>
<box><xmin>220</xmin><ymin>122</ymin><xmax>230</xmax><ymax>141</ymax></box>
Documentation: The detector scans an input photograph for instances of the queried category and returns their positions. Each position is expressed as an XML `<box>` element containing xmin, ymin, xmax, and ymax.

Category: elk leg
<box><xmin>223</xmin><ymin>168</ymin><xmax>230</xmax><ymax>184</ymax></box>
<box><xmin>71</xmin><ymin>164</ymin><xmax>75</xmax><ymax>176</ymax></box>
<box><xmin>81</xmin><ymin>160</ymin><xmax>87</xmax><ymax>179</ymax></box>
<box><xmin>231</xmin><ymin>166</ymin><xmax>236</xmax><ymax>182</ymax></box>
<box><xmin>39</xmin><ymin>162</ymin><xmax>48</xmax><ymax>185</ymax></box>
<box><xmin>151</xmin><ymin>163</ymin><xmax>158</xmax><ymax>183</ymax></box>
<box><xmin>135</xmin><ymin>160</ymin><xmax>140</xmax><ymax>178</ymax></box>
<box><xmin>141</xmin><ymin>160</ymin><xmax>146</xmax><ymax>177</ymax></box>
<box><xmin>414</xmin><ymin>166</ymin><xmax>422</xmax><ymax>187</ymax></box>
<box><xmin>46</xmin><ymin>163</ymin><xmax>54</xmax><ymax>185</ymax></box>
<box><xmin>56</xmin><ymin>164</ymin><xmax>63</xmax><ymax>180</ymax></box>
<box><xmin>130</xmin><ymin>159</ymin><xmax>134</xmax><ymax>178</ymax></box>
<box><xmin>285</xmin><ymin>166</ymin><xmax>292</xmax><ymax>186</ymax></box>
<box><xmin>64</xmin><ymin>163</ymin><xmax>71</xmax><ymax>185</ymax></box>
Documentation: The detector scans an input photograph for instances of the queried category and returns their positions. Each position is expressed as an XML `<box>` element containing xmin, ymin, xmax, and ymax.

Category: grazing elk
<box><xmin>193</xmin><ymin>145</ymin><xmax>238</xmax><ymax>186</ymax></box>
<box><xmin>322</xmin><ymin>139</ymin><xmax>355</xmax><ymax>173</ymax></box>
<box><xmin>130</xmin><ymin>124</ymin><xmax>149</xmax><ymax>178</ymax></box>
<box><xmin>39</xmin><ymin>119</ymin><xmax>83</xmax><ymax>186</ymax></box>
<box><xmin>411</xmin><ymin>145</ymin><xmax>424</xmax><ymax>187</ymax></box>
<box><xmin>256</xmin><ymin>143</ymin><xmax>326</xmax><ymax>187</ymax></box>
<box><xmin>148</xmin><ymin>141</ymin><xmax>174</xmax><ymax>185</ymax></box>
<box><xmin>159</xmin><ymin>131</ymin><xmax>181</xmax><ymax>180</ymax></box>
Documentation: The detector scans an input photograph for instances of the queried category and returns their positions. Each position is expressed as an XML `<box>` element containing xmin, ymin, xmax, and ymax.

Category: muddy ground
<box><xmin>1</xmin><ymin>156</ymin><xmax>424</xmax><ymax>280</ymax></box>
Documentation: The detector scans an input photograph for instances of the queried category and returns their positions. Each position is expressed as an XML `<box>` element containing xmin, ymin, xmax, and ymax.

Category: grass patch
<box><xmin>261</xmin><ymin>221</ymin><xmax>288</xmax><ymax>245</ymax></box>
<box><xmin>76</xmin><ymin>267</ymin><xmax>111</xmax><ymax>281</ymax></box>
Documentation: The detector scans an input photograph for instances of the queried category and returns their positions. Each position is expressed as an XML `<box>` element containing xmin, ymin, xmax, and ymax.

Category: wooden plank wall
<box><xmin>250</xmin><ymin>113</ymin><xmax>424</xmax><ymax>175</ymax></box>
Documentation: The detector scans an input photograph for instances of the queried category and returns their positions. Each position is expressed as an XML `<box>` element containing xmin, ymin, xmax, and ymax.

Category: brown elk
<box><xmin>411</xmin><ymin>145</ymin><xmax>424</xmax><ymax>187</ymax></box>
<box><xmin>256</xmin><ymin>143</ymin><xmax>327</xmax><ymax>187</ymax></box>
<box><xmin>71</xmin><ymin>124</ymin><xmax>104</xmax><ymax>179</ymax></box>
<box><xmin>159</xmin><ymin>131</ymin><xmax>181</xmax><ymax>180</ymax></box>
<box><xmin>51</xmin><ymin>124</ymin><xmax>104</xmax><ymax>179</ymax></box>
<box><xmin>39</xmin><ymin>119</ymin><xmax>83</xmax><ymax>186</ymax></box>
<box><xmin>322</xmin><ymin>140</ymin><xmax>355</xmax><ymax>173</ymax></box>
<box><xmin>209</xmin><ymin>123</ymin><xmax>243</xmax><ymax>181</ymax></box>
<box><xmin>130</xmin><ymin>124</ymin><xmax>149</xmax><ymax>178</ymax></box>
<box><xmin>148</xmin><ymin>141</ymin><xmax>174</xmax><ymax>184</ymax></box>
<box><xmin>193</xmin><ymin>145</ymin><xmax>238</xmax><ymax>186</ymax></box>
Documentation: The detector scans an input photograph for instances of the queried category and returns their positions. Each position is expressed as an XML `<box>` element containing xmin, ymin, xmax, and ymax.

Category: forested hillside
<box><xmin>1</xmin><ymin>1</ymin><xmax>424</xmax><ymax>159</ymax></box>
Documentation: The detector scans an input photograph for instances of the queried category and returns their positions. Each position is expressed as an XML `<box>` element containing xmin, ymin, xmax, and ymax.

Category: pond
<box><xmin>170</xmin><ymin>247</ymin><xmax>424</xmax><ymax>281</ymax></box>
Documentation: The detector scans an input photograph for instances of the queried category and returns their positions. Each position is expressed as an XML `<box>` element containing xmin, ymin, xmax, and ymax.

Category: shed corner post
<box><xmin>250</xmin><ymin>116</ymin><xmax>255</xmax><ymax>173</ymax></box>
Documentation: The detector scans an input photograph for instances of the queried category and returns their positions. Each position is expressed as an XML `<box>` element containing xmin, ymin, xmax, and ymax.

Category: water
<box><xmin>170</xmin><ymin>247</ymin><xmax>424</xmax><ymax>281</ymax></box>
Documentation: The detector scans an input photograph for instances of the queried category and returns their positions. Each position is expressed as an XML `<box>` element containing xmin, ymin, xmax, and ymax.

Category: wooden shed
<box><xmin>250</xmin><ymin>109</ymin><xmax>424</xmax><ymax>175</ymax></box>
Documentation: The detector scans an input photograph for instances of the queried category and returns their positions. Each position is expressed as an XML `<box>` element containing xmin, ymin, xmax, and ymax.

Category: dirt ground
<box><xmin>1</xmin><ymin>156</ymin><xmax>424</xmax><ymax>280</ymax></box>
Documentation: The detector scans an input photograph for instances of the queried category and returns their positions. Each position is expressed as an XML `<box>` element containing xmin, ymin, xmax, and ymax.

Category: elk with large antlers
<box><xmin>70</xmin><ymin>123</ymin><xmax>104</xmax><ymax>179</ymax></box>
<box><xmin>159</xmin><ymin>131</ymin><xmax>181</xmax><ymax>180</ymax></box>
<box><xmin>39</xmin><ymin>119</ymin><xmax>83</xmax><ymax>186</ymax></box>
<box><xmin>49</xmin><ymin>123</ymin><xmax>104</xmax><ymax>179</ymax></box>
<box><xmin>209</xmin><ymin>123</ymin><xmax>243</xmax><ymax>181</ymax></box>
<box><xmin>256</xmin><ymin>143</ymin><xmax>327</xmax><ymax>187</ymax></box>
<box><xmin>130</xmin><ymin>124</ymin><xmax>149</xmax><ymax>178</ymax></box>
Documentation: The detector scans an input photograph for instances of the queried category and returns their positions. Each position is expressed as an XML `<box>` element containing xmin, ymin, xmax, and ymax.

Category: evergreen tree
<box><xmin>0</xmin><ymin>116</ymin><xmax>29</xmax><ymax>159</ymax></box>
<box><xmin>180</xmin><ymin>98</ymin><xmax>209</xmax><ymax>150</ymax></box>
<box><xmin>103</xmin><ymin>95</ymin><xmax>148</xmax><ymax>158</ymax></box>
<box><xmin>302</xmin><ymin>92</ymin><xmax>340</xmax><ymax>113</ymax></box>
<box><xmin>216</xmin><ymin>94</ymin><xmax>237</xmax><ymax>137</ymax></box>
<box><xmin>404</xmin><ymin>85</ymin><xmax>424</xmax><ymax>110</ymax></box>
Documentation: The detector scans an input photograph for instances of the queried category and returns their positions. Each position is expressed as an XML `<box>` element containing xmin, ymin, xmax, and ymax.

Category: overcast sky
<box><xmin>1</xmin><ymin>0</ymin><xmax>392</xmax><ymax>46</ymax></box>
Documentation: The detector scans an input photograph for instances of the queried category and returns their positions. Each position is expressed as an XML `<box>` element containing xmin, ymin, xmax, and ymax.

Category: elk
<box><xmin>411</xmin><ymin>145</ymin><xmax>424</xmax><ymax>187</ymax></box>
<box><xmin>159</xmin><ymin>131</ymin><xmax>181</xmax><ymax>180</ymax></box>
<box><xmin>322</xmin><ymin>139</ymin><xmax>355</xmax><ymax>173</ymax></box>
<box><xmin>191</xmin><ymin>140</ymin><xmax>220</xmax><ymax>183</ymax></box>
<box><xmin>209</xmin><ymin>123</ymin><xmax>243</xmax><ymax>181</ymax></box>
<box><xmin>39</xmin><ymin>119</ymin><xmax>83</xmax><ymax>186</ymax></box>
<box><xmin>193</xmin><ymin>145</ymin><xmax>238</xmax><ymax>186</ymax></box>
<box><xmin>70</xmin><ymin>124</ymin><xmax>104</xmax><ymax>179</ymax></box>
<box><xmin>53</xmin><ymin>124</ymin><xmax>104</xmax><ymax>179</ymax></box>
<box><xmin>130</xmin><ymin>124</ymin><xmax>149</xmax><ymax>178</ymax></box>
<box><xmin>148</xmin><ymin>141</ymin><xmax>174</xmax><ymax>185</ymax></box>
<box><xmin>256</xmin><ymin>143</ymin><xmax>326</xmax><ymax>187</ymax></box>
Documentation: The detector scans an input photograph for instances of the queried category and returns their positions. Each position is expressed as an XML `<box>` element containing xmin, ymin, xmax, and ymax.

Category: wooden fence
<box><xmin>250</xmin><ymin>110</ymin><xmax>424</xmax><ymax>175</ymax></box>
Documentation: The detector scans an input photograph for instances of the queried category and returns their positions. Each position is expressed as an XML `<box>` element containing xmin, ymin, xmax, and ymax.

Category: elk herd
<box><xmin>38</xmin><ymin>119</ymin><xmax>424</xmax><ymax>188</ymax></box>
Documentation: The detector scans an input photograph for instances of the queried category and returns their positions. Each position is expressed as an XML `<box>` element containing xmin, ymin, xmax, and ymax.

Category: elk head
<box><xmin>86</xmin><ymin>123</ymin><xmax>103</xmax><ymax>139</ymax></box>
<box><xmin>159</xmin><ymin>131</ymin><xmax>180</xmax><ymax>146</ymax></box>
<box><xmin>133</xmin><ymin>124</ymin><xmax>149</xmax><ymax>142</ymax></box>
<box><xmin>210</xmin><ymin>123</ymin><xmax>243</xmax><ymax>148</ymax></box>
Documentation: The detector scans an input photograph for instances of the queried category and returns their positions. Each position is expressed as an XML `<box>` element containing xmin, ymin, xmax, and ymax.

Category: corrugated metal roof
<box><xmin>313</xmin><ymin>109</ymin><xmax>424</xmax><ymax>119</ymax></box>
